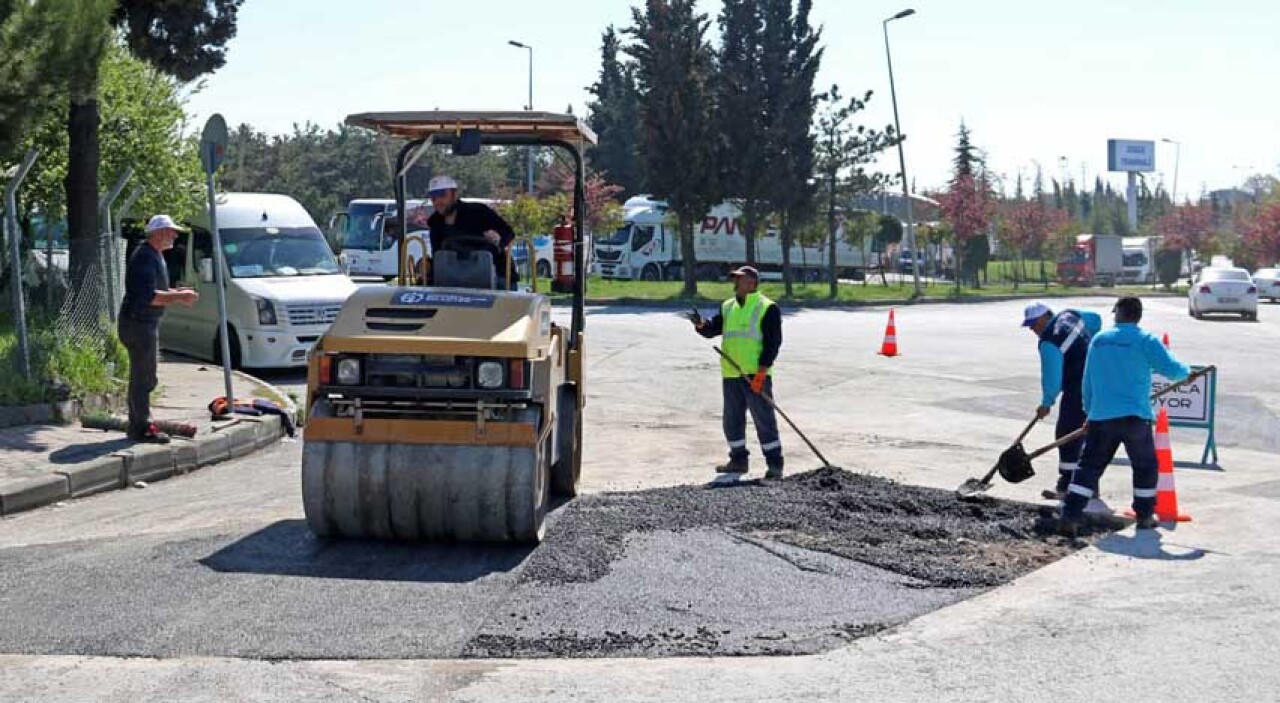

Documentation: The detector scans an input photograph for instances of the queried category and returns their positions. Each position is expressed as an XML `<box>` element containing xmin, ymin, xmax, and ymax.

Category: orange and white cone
<box><xmin>1126</xmin><ymin>409</ymin><xmax>1192</xmax><ymax>523</ymax></box>
<box><xmin>1163</xmin><ymin>333</ymin><xmax>1171</xmax><ymax>348</ymax></box>
<box><xmin>879</xmin><ymin>309</ymin><xmax>899</xmax><ymax>357</ymax></box>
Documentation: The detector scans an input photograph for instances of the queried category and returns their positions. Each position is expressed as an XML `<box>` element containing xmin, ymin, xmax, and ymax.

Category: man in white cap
<box><xmin>1022</xmin><ymin>301</ymin><xmax>1101</xmax><ymax>500</ymax></box>
<box><xmin>423</xmin><ymin>175</ymin><xmax>517</xmax><ymax>287</ymax></box>
<box><xmin>117</xmin><ymin>215</ymin><xmax>199</xmax><ymax>443</ymax></box>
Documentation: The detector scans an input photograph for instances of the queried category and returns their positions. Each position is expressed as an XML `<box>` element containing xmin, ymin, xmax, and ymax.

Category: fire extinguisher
<box><xmin>553</xmin><ymin>215</ymin><xmax>574</xmax><ymax>294</ymax></box>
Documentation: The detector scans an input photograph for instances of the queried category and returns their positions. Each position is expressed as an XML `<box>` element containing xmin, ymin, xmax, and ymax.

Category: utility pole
<box><xmin>883</xmin><ymin>8</ymin><xmax>919</xmax><ymax>297</ymax></box>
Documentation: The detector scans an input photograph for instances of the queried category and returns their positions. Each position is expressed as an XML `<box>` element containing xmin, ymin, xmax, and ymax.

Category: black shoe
<box><xmin>1135</xmin><ymin>515</ymin><xmax>1160</xmax><ymax>530</ymax></box>
<box><xmin>764</xmin><ymin>466</ymin><xmax>784</xmax><ymax>480</ymax></box>
<box><xmin>1056</xmin><ymin>518</ymin><xmax>1080</xmax><ymax>539</ymax></box>
<box><xmin>715</xmin><ymin>461</ymin><xmax>748</xmax><ymax>475</ymax></box>
<box><xmin>1041</xmin><ymin>489</ymin><xmax>1065</xmax><ymax>501</ymax></box>
<box><xmin>130</xmin><ymin>423</ymin><xmax>171</xmax><ymax>445</ymax></box>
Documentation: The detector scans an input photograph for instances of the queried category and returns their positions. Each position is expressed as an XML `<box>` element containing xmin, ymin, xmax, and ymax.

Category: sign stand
<box><xmin>1152</xmin><ymin>365</ymin><xmax>1218</xmax><ymax>468</ymax></box>
<box><xmin>201</xmin><ymin>114</ymin><xmax>234</xmax><ymax>404</ymax></box>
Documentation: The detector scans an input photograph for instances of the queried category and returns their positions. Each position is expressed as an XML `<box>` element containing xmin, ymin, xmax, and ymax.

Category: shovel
<box><xmin>957</xmin><ymin>365</ymin><xmax>1217</xmax><ymax>500</ymax></box>
<box><xmin>712</xmin><ymin>346</ymin><xmax>840</xmax><ymax>470</ymax></box>
<box><xmin>956</xmin><ymin>415</ymin><xmax>1042</xmax><ymax>499</ymax></box>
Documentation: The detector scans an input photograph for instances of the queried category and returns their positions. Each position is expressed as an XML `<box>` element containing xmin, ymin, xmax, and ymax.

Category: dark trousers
<box><xmin>722</xmin><ymin>378</ymin><xmax>783</xmax><ymax>469</ymax></box>
<box><xmin>1063</xmin><ymin>416</ymin><xmax>1158</xmax><ymax>521</ymax></box>
<box><xmin>1055</xmin><ymin>387</ymin><xmax>1087</xmax><ymax>490</ymax></box>
<box><xmin>118</xmin><ymin>316</ymin><xmax>160</xmax><ymax>436</ymax></box>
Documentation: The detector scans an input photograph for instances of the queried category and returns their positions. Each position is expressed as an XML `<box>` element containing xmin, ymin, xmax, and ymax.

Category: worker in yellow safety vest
<box><xmin>691</xmin><ymin>266</ymin><xmax>785</xmax><ymax>479</ymax></box>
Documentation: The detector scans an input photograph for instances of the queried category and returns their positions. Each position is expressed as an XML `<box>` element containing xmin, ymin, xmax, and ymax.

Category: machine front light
<box><xmin>476</xmin><ymin>361</ymin><xmax>504</xmax><ymax>389</ymax></box>
<box><xmin>336</xmin><ymin>357</ymin><xmax>362</xmax><ymax>385</ymax></box>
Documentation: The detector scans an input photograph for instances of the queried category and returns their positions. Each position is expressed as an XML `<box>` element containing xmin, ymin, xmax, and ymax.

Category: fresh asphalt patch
<box><xmin>0</xmin><ymin>468</ymin><xmax>1089</xmax><ymax>660</ymax></box>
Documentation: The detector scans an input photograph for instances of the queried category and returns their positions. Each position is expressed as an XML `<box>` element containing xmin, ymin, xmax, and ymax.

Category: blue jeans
<box><xmin>1063</xmin><ymin>416</ymin><xmax>1158</xmax><ymax>521</ymax></box>
<box><xmin>722</xmin><ymin>378</ymin><xmax>783</xmax><ymax>469</ymax></box>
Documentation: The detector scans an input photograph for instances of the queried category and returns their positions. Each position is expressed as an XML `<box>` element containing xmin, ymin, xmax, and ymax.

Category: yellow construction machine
<box><xmin>301</xmin><ymin>112</ymin><xmax>592</xmax><ymax>542</ymax></box>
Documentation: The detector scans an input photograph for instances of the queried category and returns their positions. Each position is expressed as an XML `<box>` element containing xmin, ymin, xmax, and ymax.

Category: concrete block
<box><xmin>254</xmin><ymin>416</ymin><xmax>284</xmax><ymax>449</ymax></box>
<box><xmin>117</xmin><ymin>445</ymin><xmax>177</xmax><ymax>484</ymax></box>
<box><xmin>56</xmin><ymin>457</ymin><xmax>126</xmax><ymax>497</ymax></box>
<box><xmin>195</xmin><ymin>433</ymin><xmax>231</xmax><ymax>466</ymax></box>
<box><xmin>228</xmin><ymin>424</ymin><xmax>257</xmax><ymax>459</ymax></box>
<box><xmin>0</xmin><ymin>474</ymin><xmax>69</xmax><ymax>516</ymax></box>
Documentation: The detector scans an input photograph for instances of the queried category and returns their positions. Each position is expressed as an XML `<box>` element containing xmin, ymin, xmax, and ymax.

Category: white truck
<box><xmin>591</xmin><ymin>196</ymin><xmax>869</xmax><ymax>282</ymax></box>
<box><xmin>330</xmin><ymin>197</ymin><xmax>550</xmax><ymax>280</ymax></box>
<box><xmin>1120</xmin><ymin>236</ymin><xmax>1158</xmax><ymax>284</ymax></box>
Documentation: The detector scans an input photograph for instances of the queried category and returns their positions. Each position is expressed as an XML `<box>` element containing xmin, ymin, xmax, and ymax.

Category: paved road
<box><xmin>2</xmin><ymin>296</ymin><xmax>1279</xmax><ymax>701</ymax></box>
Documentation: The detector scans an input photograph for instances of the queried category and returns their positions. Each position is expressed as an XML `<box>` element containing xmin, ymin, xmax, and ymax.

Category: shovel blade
<box><xmin>956</xmin><ymin>477</ymin><xmax>992</xmax><ymax>500</ymax></box>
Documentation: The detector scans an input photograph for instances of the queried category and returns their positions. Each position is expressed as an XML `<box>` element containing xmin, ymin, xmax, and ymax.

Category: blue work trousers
<box><xmin>722</xmin><ymin>378</ymin><xmax>783</xmax><ymax>469</ymax></box>
<box><xmin>1063</xmin><ymin>416</ymin><xmax>1158</xmax><ymax>522</ymax></box>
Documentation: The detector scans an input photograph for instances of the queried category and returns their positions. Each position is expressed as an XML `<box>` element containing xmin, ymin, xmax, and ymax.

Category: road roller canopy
<box><xmin>345</xmin><ymin>111</ymin><xmax>598</xmax><ymax>146</ymax></box>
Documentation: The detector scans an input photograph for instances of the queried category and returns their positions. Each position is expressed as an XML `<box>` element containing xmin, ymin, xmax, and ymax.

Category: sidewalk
<box><xmin>0</xmin><ymin>357</ymin><xmax>293</xmax><ymax>517</ymax></box>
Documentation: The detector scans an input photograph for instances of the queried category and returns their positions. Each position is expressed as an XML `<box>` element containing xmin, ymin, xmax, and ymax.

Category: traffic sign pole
<box><xmin>201</xmin><ymin>114</ymin><xmax>234</xmax><ymax>404</ymax></box>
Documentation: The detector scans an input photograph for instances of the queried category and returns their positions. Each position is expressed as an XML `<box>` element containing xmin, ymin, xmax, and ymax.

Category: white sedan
<box><xmin>1253</xmin><ymin>268</ymin><xmax>1280</xmax><ymax>303</ymax></box>
<box><xmin>1189</xmin><ymin>267</ymin><xmax>1258</xmax><ymax>320</ymax></box>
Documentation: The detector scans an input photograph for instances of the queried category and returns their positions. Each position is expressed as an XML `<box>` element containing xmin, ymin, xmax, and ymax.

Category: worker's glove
<box><xmin>750</xmin><ymin>368</ymin><xmax>768</xmax><ymax>395</ymax></box>
<box><xmin>686</xmin><ymin>306</ymin><xmax>704</xmax><ymax>329</ymax></box>
<box><xmin>1035</xmin><ymin>405</ymin><xmax>1051</xmax><ymax>420</ymax></box>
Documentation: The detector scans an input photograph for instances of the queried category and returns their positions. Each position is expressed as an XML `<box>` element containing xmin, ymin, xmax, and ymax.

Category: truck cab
<box><xmin>592</xmin><ymin>198</ymin><xmax>674</xmax><ymax>281</ymax></box>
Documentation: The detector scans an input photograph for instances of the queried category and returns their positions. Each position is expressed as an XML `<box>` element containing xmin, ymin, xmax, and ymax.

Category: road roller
<box><xmin>301</xmin><ymin>112</ymin><xmax>591</xmax><ymax>542</ymax></box>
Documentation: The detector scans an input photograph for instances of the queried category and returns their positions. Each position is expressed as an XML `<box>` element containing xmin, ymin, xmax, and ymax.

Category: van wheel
<box><xmin>213</xmin><ymin>327</ymin><xmax>243</xmax><ymax>370</ymax></box>
<box><xmin>641</xmin><ymin>264</ymin><xmax>661</xmax><ymax>281</ymax></box>
<box><xmin>537</xmin><ymin>260</ymin><xmax>552</xmax><ymax>279</ymax></box>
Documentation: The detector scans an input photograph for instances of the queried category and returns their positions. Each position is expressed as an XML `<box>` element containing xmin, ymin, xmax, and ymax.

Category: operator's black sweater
<box><xmin>697</xmin><ymin>301</ymin><xmax>783</xmax><ymax>369</ymax></box>
<box><xmin>426</xmin><ymin>200</ymin><xmax>517</xmax><ymax>281</ymax></box>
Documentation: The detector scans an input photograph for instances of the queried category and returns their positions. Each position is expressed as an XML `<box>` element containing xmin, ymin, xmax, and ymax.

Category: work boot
<box><xmin>764</xmin><ymin>465</ymin><xmax>784</xmax><ymax>480</ymax></box>
<box><xmin>1056</xmin><ymin>518</ymin><xmax>1079</xmax><ymax>539</ymax></box>
<box><xmin>715</xmin><ymin>460</ymin><xmax>748</xmax><ymax>475</ymax></box>
<box><xmin>1135</xmin><ymin>514</ymin><xmax>1160</xmax><ymax>530</ymax></box>
<box><xmin>1041</xmin><ymin>488</ymin><xmax>1064</xmax><ymax>501</ymax></box>
<box><xmin>129</xmin><ymin>423</ymin><xmax>171</xmax><ymax>445</ymax></box>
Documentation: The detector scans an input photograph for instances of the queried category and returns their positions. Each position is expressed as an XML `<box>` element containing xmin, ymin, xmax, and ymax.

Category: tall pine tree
<box><xmin>585</xmin><ymin>26</ymin><xmax>642</xmax><ymax>197</ymax></box>
<box><xmin>714</xmin><ymin>0</ymin><xmax>767</xmax><ymax>265</ymax></box>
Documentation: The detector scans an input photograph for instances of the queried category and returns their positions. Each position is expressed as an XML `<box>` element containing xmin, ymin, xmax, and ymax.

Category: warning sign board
<box><xmin>1151</xmin><ymin>366</ymin><xmax>1213</xmax><ymax>425</ymax></box>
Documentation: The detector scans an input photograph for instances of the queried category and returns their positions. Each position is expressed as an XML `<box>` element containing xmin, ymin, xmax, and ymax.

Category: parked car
<box><xmin>1251</xmin><ymin>267</ymin><xmax>1280</xmax><ymax>303</ymax></box>
<box><xmin>1188</xmin><ymin>267</ymin><xmax>1258</xmax><ymax>321</ymax></box>
<box><xmin>897</xmin><ymin>249</ymin><xmax>926</xmax><ymax>275</ymax></box>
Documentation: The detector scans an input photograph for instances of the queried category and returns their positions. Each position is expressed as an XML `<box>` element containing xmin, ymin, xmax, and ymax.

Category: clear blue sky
<box><xmin>186</xmin><ymin>0</ymin><xmax>1280</xmax><ymax>200</ymax></box>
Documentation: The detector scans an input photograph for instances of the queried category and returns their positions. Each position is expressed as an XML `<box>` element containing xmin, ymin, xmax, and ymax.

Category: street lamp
<box><xmin>1162</xmin><ymin>138</ymin><xmax>1181</xmax><ymax>205</ymax></box>
<box><xmin>883</xmin><ymin>8</ymin><xmax>920</xmax><ymax>296</ymax></box>
<box><xmin>508</xmin><ymin>40</ymin><xmax>534</xmax><ymax>194</ymax></box>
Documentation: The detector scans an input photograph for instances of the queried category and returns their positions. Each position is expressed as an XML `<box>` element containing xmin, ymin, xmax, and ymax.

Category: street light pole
<box><xmin>883</xmin><ymin>8</ymin><xmax>919</xmax><ymax>297</ymax></box>
<box><xmin>1162</xmin><ymin>138</ymin><xmax>1180</xmax><ymax>205</ymax></box>
<box><xmin>509</xmin><ymin>40</ymin><xmax>535</xmax><ymax>194</ymax></box>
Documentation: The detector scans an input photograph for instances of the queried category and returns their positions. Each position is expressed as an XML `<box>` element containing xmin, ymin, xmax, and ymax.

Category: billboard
<box><xmin>1107</xmin><ymin>139</ymin><xmax>1156</xmax><ymax>172</ymax></box>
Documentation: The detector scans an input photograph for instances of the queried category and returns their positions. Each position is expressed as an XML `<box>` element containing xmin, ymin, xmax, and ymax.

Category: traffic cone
<box><xmin>1152</xmin><ymin>409</ymin><xmax>1192</xmax><ymax>522</ymax></box>
<box><xmin>1163</xmin><ymin>333</ymin><xmax>1171</xmax><ymax>348</ymax></box>
<box><xmin>1126</xmin><ymin>409</ymin><xmax>1192</xmax><ymax>523</ymax></box>
<box><xmin>879</xmin><ymin>309</ymin><xmax>899</xmax><ymax>357</ymax></box>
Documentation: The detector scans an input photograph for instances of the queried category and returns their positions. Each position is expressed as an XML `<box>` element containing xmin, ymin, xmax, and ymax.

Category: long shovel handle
<box><xmin>712</xmin><ymin>346</ymin><xmax>834</xmax><ymax>467</ymax></box>
<box><xmin>1023</xmin><ymin>365</ymin><xmax>1216</xmax><ymax>461</ymax></box>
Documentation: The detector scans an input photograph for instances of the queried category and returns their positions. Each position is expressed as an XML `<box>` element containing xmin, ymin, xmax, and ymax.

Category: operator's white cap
<box><xmin>145</xmin><ymin>214</ymin><xmax>187</xmax><ymax>234</ymax></box>
<box><xmin>1021</xmin><ymin>301</ymin><xmax>1051</xmax><ymax>327</ymax></box>
<box><xmin>427</xmin><ymin>175</ymin><xmax>458</xmax><ymax>196</ymax></box>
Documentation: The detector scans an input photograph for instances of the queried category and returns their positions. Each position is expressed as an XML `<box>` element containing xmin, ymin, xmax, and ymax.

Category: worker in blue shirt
<box><xmin>1059</xmin><ymin>297</ymin><xmax>1191</xmax><ymax>536</ymax></box>
<box><xmin>1022</xmin><ymin>302</ymin><xmax>1103</xmax><ymax>501</ymax></box>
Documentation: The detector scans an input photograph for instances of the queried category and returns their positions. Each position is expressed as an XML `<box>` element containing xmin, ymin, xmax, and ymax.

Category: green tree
<box><xmin>0</xmin><ymin>0</ymin><xmax>68</xmax><ymax>160</ymax></box>
<box><xmin>585</xmin><ymin>26</ymin><xmax>643</xmax><ymax>197</ymax></box>
<box><xmin>63</xmin><ymin>0</ymin><xmax>242</xmax><ymax>283</ymax></box>
<box><xmin>627</xmin><ymin>0</ymin><xmax>720</xmax><ymax>296</ymax></box>
<box><xmin>714</xmin><ymin>0</ymin><xmax>767</xmax><ymax>266</ymax></box>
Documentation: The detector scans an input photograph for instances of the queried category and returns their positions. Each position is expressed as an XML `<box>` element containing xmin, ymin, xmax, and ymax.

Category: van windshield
<box><xmin>344</xmin><ymin>202</ymin><xmax>391</xmax><ymax>251</ymax></box>
<box><xmin>222</xmin><ymin>227</ymin><xmax>343</xmax><ymax>277</ymax></box>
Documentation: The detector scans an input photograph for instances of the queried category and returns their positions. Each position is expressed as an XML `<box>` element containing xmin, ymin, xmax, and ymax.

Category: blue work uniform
<box><xmin>1063</xmin><ymin>323</ymin><xmax>1191</xmax><ymax>522</ymax></box>
<box><xmin>1037</xmin><ymin>309</ymin><xmax>1102</xmax><ymax>489</ymax></box>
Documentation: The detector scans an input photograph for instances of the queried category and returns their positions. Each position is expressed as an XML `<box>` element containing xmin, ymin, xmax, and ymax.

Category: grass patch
<box><xmin>1</xmin><ymin>319</ymin><xmax>128</xmax><ymax>407</ymax></box>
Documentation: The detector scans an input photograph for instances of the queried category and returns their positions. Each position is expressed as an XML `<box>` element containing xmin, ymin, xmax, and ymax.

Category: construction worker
<box><xmin>1021</xmin><ymin>302</ymin><xmax>1102</xmax><ymax>501</ymax></box>
<box><xmin>424</xmin><ymin>175</ymin><xmax>517</xmax><ymax>287</ymax></box>
<box><xmin>691</xmin><ymin>266</ymin><xmax>784</xmax><ymax>479</ymax></box>
<box><xmin>1058</xmin><ymin>297</ymin><xmax>1190</xmax><ymax>536</ymax></box>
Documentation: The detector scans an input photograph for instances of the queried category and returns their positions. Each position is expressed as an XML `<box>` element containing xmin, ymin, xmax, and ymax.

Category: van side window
<box><xmin>163</xmin><ymin>232</ymin><xmax>189</xmax><ymax>286</ymax></box>
<box><xmin>192</xmin><ymin>226</ymin><xmax>214</xmax><ymax>263</ymax></box>
<box><xmin>632</xmin><ymin>225</ymin><xmax>655</xmax><ymax>252</ymax></box>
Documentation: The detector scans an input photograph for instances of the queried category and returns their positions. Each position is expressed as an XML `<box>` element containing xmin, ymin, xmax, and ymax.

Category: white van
<box><xmin>160</xmin><ymin>193</ymin><xmax>358</xmax><ymax>369</ymax></box>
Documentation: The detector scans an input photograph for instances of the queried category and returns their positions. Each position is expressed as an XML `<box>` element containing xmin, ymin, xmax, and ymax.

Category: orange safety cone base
<box><xmin>1124</xmin><ymin>508</ymin><xmax>1193</xmax><ymax>523</ymax></box>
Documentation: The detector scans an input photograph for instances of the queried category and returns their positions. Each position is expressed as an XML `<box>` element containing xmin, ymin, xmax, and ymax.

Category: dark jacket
<box><xmin>120</xmin><ymin>243</ymin><xmax>169</xmax><ymax>323</ymax></box>
<box><xmin>426</xmin><ymin>200</ymin><xmax>517</xmax><ymax>283</ymax></box>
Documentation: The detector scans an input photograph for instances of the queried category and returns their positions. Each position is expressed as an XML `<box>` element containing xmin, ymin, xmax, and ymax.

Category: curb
<box><xmin>0</xmin><ymin>369</ymin><xmax>295</xmax><ymax>519</ymax></box>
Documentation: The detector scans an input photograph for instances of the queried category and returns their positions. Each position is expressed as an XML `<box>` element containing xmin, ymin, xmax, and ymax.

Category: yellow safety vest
<box><xmin>720</xmin><ymin>291</ymin><xmax>775</xmax><ymax>378</ymax></box>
